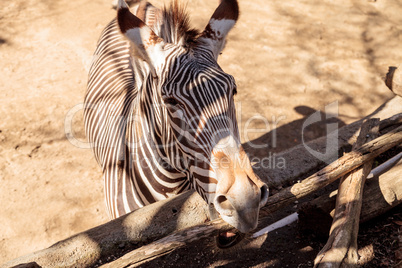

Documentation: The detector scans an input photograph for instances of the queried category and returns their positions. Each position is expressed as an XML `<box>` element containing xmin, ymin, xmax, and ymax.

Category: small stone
<box><xmin>300</xmin><ymin>246</ymin><xmax>314</xmax><ymax>253</ymax></box>
<box><xmin>396</xmin><ymin>249</ymin><xmax>402</xmax><ymax>261</ymax></box>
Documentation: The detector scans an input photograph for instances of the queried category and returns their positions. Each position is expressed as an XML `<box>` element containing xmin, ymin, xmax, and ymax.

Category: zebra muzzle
<box><xmin>216</xmin><ymin>229</ymin><xmax>244</xmax><ymax>249</ymax></box>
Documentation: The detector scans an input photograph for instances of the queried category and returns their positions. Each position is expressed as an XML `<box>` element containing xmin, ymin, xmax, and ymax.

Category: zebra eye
<box><xmin>164</xmin><ymin>97</ymin><xmax>179</xmax><ymax>107</ymax></box>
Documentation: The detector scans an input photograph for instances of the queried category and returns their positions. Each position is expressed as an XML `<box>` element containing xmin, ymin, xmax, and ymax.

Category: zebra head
<box><xmin>117</xmin><ymin>0</ymin><xmax>269</xmax><ymax>233</ymax></box>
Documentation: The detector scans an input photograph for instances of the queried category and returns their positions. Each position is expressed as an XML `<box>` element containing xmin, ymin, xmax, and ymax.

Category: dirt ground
<box><xmin>0</xmin><ymin>0</ymin><xmax>401</xmax><ymax>266</ymax></box>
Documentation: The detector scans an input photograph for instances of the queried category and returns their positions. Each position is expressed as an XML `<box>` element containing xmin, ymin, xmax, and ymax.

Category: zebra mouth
<box><xmin>216</xmin><ymin>229</ymin><xmax>244</xmax><ymax>248</ymax></box>
<box><xmin>209</xmin><ymin>203</ymin><xmax>245</xmax><ymax>248</ymax></box>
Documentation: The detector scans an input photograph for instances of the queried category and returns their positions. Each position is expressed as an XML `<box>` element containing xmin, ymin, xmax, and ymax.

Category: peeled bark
<box><xmin>260</xmin><ymin>124</ymin><xmax>402</xmax><ymax>216</ymax></box>
<box><xmin>99</xmin><ymin>218</ymin><xmax>230</xmax><ymax>268</ymax></box>
<box><xmin>299</xmin><ymin>152</ymin><xmax>402</xmax><ymax>238</ymax></box>
<box><xmin>314</xmin><ymin>119</ymin><xmax>379</xmax><ymax>268</ymax></box>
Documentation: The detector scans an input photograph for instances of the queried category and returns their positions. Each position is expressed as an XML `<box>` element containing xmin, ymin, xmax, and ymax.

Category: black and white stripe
<box><xmin>84</xmin><ymin>4</ymin><xmax>239</xmax><ymax>219</ymax></box>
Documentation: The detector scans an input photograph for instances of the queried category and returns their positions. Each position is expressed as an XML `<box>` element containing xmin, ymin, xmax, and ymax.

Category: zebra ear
<box><xmin>199</xmin><ymin>0</ymin><xmax>239</xmax><ymax>59</ymax></box>
<box><xmin>117</xmin><ymin>0</ymin><xmax>165</xmax><ymax>77</ymax></box>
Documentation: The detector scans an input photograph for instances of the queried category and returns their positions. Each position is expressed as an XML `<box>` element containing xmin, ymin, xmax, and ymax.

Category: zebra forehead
<box><xmin>165</xmin><ymin>59</ymin><xmax>234</xmax><ymax>87</ymax></box>
<box><xmin>163</xmin><ymin>68</ymin><xmax>234</xmax><ymax>96</ymax></box>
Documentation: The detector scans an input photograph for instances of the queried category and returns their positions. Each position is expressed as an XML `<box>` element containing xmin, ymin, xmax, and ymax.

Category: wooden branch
<box><xmin>1</xmin><ymin>191</ymin><xmax>210</xmax><ymax>268</ymax></box>
<box><xmin>4</xmin><ymin>109</ymin><xmax>402</xmax><ymax>268</ymax></box>
<box><xmin>385</xmin><ymin>66</ymin><xmax>402</xmax><ymax>97</ymax></box>
<box><xmin>99</xmin><ymin>124</ymin><xmax>402</xmax><ymax>267</ymax></box>
<box><xmin>258</xmin><ymin>96</ymin><xmax>402</xmax><ymax>188</ymax></box>
<box><xmin>100</xmin><ymin>218</ymin><xmax>230</xmax><ymax>268</ymax></box>
<box><xmin>299</xmin><ymin>152</ymin><xmax>402</xmax><ymax>237</ymax></box>
<box><xmin>379</xmin><ymin>113</ymin><xmax>402</xmax><ymax>132</ymax></box>
<box><xmin>314</xmin><ymin>119</ymin><xmax>380</xmax><ymax>267</ymax></box>
<box><xmin>260</xmin><ymin>124</ymin><xmax>402</xmax><ymax>216</ymax></box>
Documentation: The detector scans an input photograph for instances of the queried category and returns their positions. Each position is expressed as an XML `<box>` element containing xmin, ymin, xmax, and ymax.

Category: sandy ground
<box><xmin>0</xmin><ymin>0</ymin><xmax>401</xmax><ymax>265</ymax></box>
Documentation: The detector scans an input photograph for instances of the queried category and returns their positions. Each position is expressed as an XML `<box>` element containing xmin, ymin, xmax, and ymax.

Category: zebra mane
<box><xmin>154</xmin><ymin>1</ymin><xmax>200</xmax><ymax>48</ymax></box>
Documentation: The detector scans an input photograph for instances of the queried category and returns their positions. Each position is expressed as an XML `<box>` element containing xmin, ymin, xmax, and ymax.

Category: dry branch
<box><xmin>314</xmin><ymin>119</ymin><xmax>379</xmax><ymax>267</ymax></box>
<box><xmin>4</xmin><ymin>100</ymin><xmax>402</xmax><ymax>268</ymax></box>
<box><xmin>100</xmin><ymin>124</ymin><xmax>402</xmax><ymax>267</ymax></box>
<box><xmin>258</xmin><ymin>96</ymin><xmax>402</xmax><ymax>188</ymax></box>
<box><xmin>260</xmin><ymin>124</ymin><xmax>402</xmax><ymax>216</ymax></box>
<box><xmin>100</xmin><ymin>218</ymin><xmax>230</xmax><ymax>267</ymax></box>
<box><xmin>1</xmin><ymin>191</ymin><xmax>210</xmax><ymax>268</ymax></box>
<box><xmin>299</xmin><ymin>152</ymin><xmax>402</xmax><ymax>237</ymax></box>
<box><xmin>379</xmin><ymin>112</ymin><xmax>402</xmax><ymax>132</ymax></box>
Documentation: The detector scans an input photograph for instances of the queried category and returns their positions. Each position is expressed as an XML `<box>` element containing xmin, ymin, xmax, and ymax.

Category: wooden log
<box><xmin>104</xmin><ymin>155</ymin><xmax>402</xmax><ymax>268</ymax></box>
<box><xmin>385</xmin><ymin>66</ymin><xmax>402</xmax><ymax>97</ymax></box>
<box><xmin>3</xmin><ymin>101</ymin><xmax>402</xmax><ymax>268</ymax></box>
<box><xmin>260</xmin><ymin>124</ymin><xmax>402</xmax><ymax>216</ymax></box>
<box><xmin>99</xmin><ymin>218</ymin><xmax>230</xmax><ymax>268</ymax></box>
<box><xmin>98</xmin><ymin>124</ymin><xmax>402</xmax><ymax>267</ymax></box>
<box><xmin>379</xmin><ymin>113</ymin><xmax>402</xmax><ymax>133</ymax></box>
<box><xmin>314</xmin><ymin>119</ymin><xmax>379</xmax><ymax>267</ymax></box>
<box><xmin>298</xmin><ymin>152</ymin><xmax>402</xmax><ymax>238</ymax></box>
<box><xmin>257</xmin><ymin>96</ymin><xmax>402</xmax><ymax>188</ymax></box>
<box><xmin>1</xmin><ymin>191</ymin><xmax>210</xmax><ymax>268</ymax></box>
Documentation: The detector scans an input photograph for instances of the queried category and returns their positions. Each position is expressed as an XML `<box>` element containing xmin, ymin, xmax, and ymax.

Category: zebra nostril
<box><xmin>215</xmin><ymin>195</ymin><xmax>235</xmax><ymax>216</ymax></box>
<box><xmin>259</xmin><ymin>184</ymin><xmax>269</xmax><ymax>207</ymax></box>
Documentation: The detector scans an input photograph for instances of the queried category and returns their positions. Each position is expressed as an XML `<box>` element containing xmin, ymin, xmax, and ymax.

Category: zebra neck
<box><xmin>129</xmin><ymin>97</ymin><xmax>187</xmax><ymax>177</ymax></box>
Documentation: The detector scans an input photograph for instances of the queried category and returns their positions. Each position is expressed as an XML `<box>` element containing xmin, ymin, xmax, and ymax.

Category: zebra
<box><xmin>84</xmin><ymin>0</ymin><xmax>269</xmax><ymax>233</ymax></box>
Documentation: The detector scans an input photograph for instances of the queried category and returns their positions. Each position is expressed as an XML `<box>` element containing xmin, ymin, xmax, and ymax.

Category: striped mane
<box><xmin>139</xmin><ymin>1</ymin><xmax>200</xmax><ymax>48</ymax></box>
